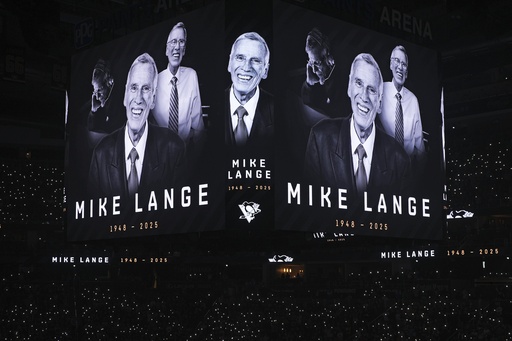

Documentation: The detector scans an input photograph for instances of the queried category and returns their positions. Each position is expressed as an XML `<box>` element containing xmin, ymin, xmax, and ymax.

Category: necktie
<box><xmin>234</xmin><ymin>106</ymin><xmax>248</xmax><ymax>146</ymax></box>
<box><xmin>355</xmin><ymin>144</ymin><xmax>367</xmax><ymax>195</ymax></box>
<box><xmin>127</xmin><ymin>148</ymin><xmax>139</xmax><ymax>197</ymax></box>
<box><xmin>395</xmin><ymin>92</ymin><xmax>404</xmax><ymax>146</ymax></box>
<box><xmin>168</xmin><ymin>76</ymin><xmax>179</xmax><ymax>132</ymax></box>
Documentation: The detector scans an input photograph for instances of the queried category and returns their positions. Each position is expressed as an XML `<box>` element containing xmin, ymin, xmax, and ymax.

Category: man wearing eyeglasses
<box><xmin>152</xmin><ymin>22</ymin><xmax>204</xmax><ymax>148</ymax></box>
<box><xmin>225</xmin><ymin>32</ymin><xmax>274</xmax><ymax>148</ymax></box>
<box><xmin>378</xmin><ymin>45</ymin><xmax>425</xmax><ymax>164</ymax></box>
<box><xmin>301</xmin><ymin>28</ymin><xmax>345</xmax><ymax>120</ymax></box>
<box><xmin>86</xmin><ymin>58</ymin><xmax>126</xmax><ymax>146</ymax></box>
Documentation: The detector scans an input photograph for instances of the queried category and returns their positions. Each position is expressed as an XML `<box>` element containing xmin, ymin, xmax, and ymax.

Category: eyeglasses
<box><xmin>234</xmin><ymin>54</ymin><xmax>263</xmax><ymax>66</ymax></box>
<box><xmin>167</xmin><ymin>39</ymin><xmax>186</xmax><ymax>47</ymax></box>
<box><xmin>92</xmin><ymin>86</ymin><xmax>106</xmax><ymax>97</ymax></box>
<box><xmin>307</xmin><ymin>57</ymin><xmax>325</xmax><ymax>68</ymax></box>
<box><xmin>391</xmin><ymin>57</ymin><xmax>408</xmax><ymax>68</ymax></box>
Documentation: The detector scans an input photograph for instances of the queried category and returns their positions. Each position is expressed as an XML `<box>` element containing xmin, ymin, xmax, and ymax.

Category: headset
<box><xmin>92</xmin><ymin>58</ymin><xmax>114</xmax><ymax>104</ymax></box>
<box><xmin>305</xmin><ymin>28</ymin><xmax>335</xmax><ymax>68</ymax></box>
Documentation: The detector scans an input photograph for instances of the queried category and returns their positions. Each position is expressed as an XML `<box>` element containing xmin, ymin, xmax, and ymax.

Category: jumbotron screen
<box><xmin>66</xmin><ymin>0</ymin><xmax>444</xmax><ymax>241</ymax></box>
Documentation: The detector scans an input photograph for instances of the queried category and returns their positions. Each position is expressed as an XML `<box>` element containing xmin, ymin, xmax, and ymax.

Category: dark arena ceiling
<box><xmin>0</xmin><ymin>0</ymin><xmax>511</xmax><ymax>145</ymax></box>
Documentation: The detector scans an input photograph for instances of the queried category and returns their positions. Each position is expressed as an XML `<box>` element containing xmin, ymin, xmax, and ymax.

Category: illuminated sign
<box><xmin>66</xmin><ymin>1</ymin><xmax>443</xmax><ymax>241</ymax></box>
<box><xmin>446</xmin><ymin>210</ymin><xmax>474</xmax><ymax>219</ymax></box>
<box><xmin>51</xmin><ymin>256</ymin><xmax>109</xmax><ymax>264</ymax></box>
<box><xmin>120</xmin><ymin>257</ymin><xmax>169</xmax><ymax>263</ymax></box>
<box><xmin>446</xmin><ymin>248</ymin><xmax>500</xmax><ymax>257</ymax></box>
<box><xmin>67</xmin><ymin>3</ymin><xmax>225</xmax><ymax>241</ymax></box>
<box><xmin>268</xmin><ymin>255</ymin><xmax>294</xmax><ymax>263</ymax></box>
<box><xmin>274</xmin><ymin>2</ymin><xmax>444</xmax><ymax>240</ymax></box>
<box><xmin>380</xmin><ymin>249</ymin><xmax>436</xmax><ymax>259</ymax></box>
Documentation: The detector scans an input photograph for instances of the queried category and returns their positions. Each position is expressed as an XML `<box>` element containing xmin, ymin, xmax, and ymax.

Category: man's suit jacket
<box><xmin>225</xmin><ymin>87</ymin><xmax>274</xmax><ymax>148</ymax></box>
<box><xmin>88</xmin><ymin>123</ymin><xmax>185</xmax><ymax>201</ymax></box>
<box><xmin>304</xmin><ymin>116</ymin><xmax>411</xmax><ymax>202</ymax></box>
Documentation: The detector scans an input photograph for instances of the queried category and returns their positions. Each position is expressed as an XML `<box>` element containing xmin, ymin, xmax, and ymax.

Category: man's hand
<box><xmin>91</xmin><ymin>94</ymin><xmax>102</xmax><ymax>112</ymax></box>
<box><xmin>306</xmin><ymin>62</ymin><xmax>320</xmax><ymax>86</ymax></box>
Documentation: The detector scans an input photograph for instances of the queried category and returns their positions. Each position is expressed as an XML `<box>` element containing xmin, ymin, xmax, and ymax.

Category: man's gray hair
<box><xmin>127</xmin><ymin>52</ymin><xmax>158</xmax><ymax>92</ymax></box>
<box><xmin>349</xmin><ymin>53</ymin><xmax>383</xmax><ymax>100</ymax></box>
<box><xmin>229</xmin><ymin>32</ymin><xmax>270</xmax><ymax>67</ymax></box>
<box><xmin>168</xmin><ymin>21</ymin><xmax>187</xmax><ymax>42</ymax></box>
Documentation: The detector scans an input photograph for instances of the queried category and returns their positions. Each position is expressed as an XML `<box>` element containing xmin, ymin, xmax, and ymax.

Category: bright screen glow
<box><xmin>66</xmin><ymin>1</ymin><xmax>443</xmax><ymax>241</ymax></box>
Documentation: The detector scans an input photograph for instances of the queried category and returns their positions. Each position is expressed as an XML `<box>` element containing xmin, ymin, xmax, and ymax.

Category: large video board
<box><xmin>273</xmin><ymin>2</ymin><xmax>444</xmax><ymax>240</ymax></box>
<box><xmin>66</xmin><ymin>0</ymin><xmax>443</xmax><ymax>241</ymax></box>
<box><xmin>66</xmin><ymin>3</ymin><xmax>226</xmax><ymax>241</ymax></box>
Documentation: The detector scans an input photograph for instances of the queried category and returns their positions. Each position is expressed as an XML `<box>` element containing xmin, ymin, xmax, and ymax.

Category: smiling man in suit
<box><xmin>225</xmin><ymin>32</ymin><xmax>274</xmax><ymax>149</ymax></box>
<box><xmin>304</xmin><ymin>53</ymin><xmax>411</xmax><ymax>205</ymax></box>
<box><xmin>88</xmin><ymin>53</ymin><xmax>185</xmax><ymax>203</ymax></box>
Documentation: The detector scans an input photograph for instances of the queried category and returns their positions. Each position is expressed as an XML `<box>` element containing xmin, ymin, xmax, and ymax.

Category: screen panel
<box><xmin>66</xmin><ymin>0</ymin><xmax>443</xmax><ymax>241</ymax></box>
<box><xmin>273</xmin><ymin>1</ymin><xmax>444</xmax><ymax>240</ymax></box>
<box><xmin>66</xmin><ymin>3</ymin><xmax>226</xmax><ymax>241</ymax></box>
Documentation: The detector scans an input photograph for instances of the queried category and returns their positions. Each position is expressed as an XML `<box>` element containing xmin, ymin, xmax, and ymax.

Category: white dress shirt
<box><xmin>379</xmin><ymin>81</ymin><xmax>425</xmax><ymax>157</ymax></box>
<box><xmin>124</xmin><ymin>122</ymin><xmax>148</xmax><ymax>183</ymax></box>
<box><xmin>152</xmin><ymin>66</ymin><xmax>204</xmax><ymax>143</ymax></box>
<box><xmin>229</xmin><ymin>85</ymin><xmax>260</xmax><ymax>136</ymax></box>
<box><xmin>350</xmin><ymin>116</ymin><xmax>376</xmax><ymax>183</ymax></box>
